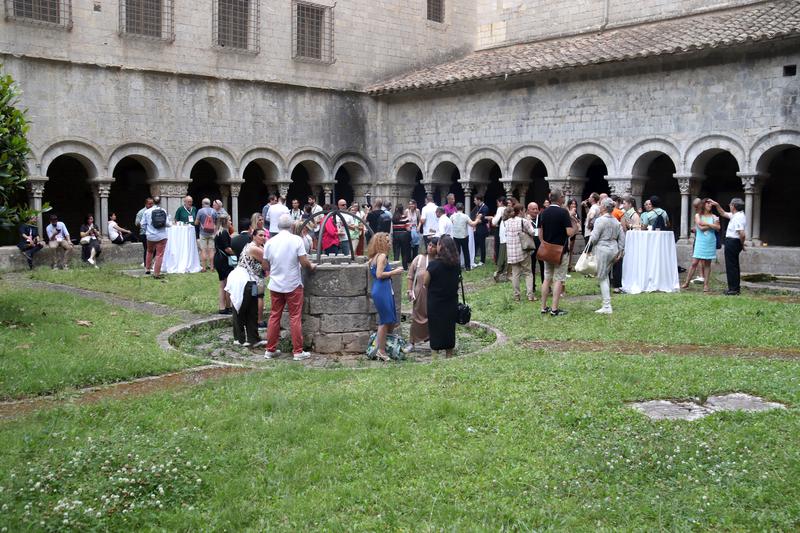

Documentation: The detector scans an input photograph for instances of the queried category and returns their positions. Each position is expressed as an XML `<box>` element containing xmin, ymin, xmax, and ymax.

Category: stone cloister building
<box><xmin>2</xmin><ymin>0</ymin><xmax>799</xmax><ymax>259</ymax></box>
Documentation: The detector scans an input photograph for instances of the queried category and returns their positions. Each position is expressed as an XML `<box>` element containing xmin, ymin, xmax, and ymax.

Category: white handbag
<box><xmin>575</xmin><ymin>243</ymin><xmax>598</xmax><ymax>276</ymax></box>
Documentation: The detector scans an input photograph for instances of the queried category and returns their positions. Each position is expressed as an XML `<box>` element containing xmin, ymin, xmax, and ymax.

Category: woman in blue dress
<box><xmin>682</xmin><ymin>198</ymin><xmax>720</xmax><ymax>292</ymax></box>
<box><xmin>367</xmin><ymin>232</ymin><xmax>405</xmax><ymax>361</ymax></box>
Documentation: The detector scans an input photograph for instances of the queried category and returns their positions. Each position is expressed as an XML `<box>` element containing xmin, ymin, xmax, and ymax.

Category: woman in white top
<box><xmin>107</xmin><ymin>212</ymin><xmax>132</xmax><ymax>244</ymax></box>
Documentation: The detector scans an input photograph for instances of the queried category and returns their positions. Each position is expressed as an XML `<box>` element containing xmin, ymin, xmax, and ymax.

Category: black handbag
<box><xmin>456</xmin><ymin>275</ymin><xmax>471</xmax><ymax>325</ymax></box>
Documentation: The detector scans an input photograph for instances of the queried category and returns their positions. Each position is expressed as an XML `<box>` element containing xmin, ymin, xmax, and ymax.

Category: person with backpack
<box><xmin>141</xmin><ymin>196</ymin><xmax>171</xmax><ymax>278</ymax></box>
<box><xmin>195</xmin><ymin>198</ymin><xmax>218</xmax><ymax>272</ymax></box>
<box><xmin>641</xmin><ymin>196</ymin><xmax>670</xmax><ymax>230</ymax></box>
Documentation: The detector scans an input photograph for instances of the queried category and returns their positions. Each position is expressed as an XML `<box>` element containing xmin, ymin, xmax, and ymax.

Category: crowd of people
<box><xmin>16</xmin><ymin>187</ymin><xmax>748</xmax><ymax>359</ymax></box>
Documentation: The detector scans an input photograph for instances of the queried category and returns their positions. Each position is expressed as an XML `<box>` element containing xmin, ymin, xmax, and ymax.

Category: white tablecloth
<box><xmin>162</xmin><ymin>225</ymin><xmax>201</xmax><ymax>274</ymax></box>
<box><xmin>622</xmin><ymin>230</ymin><xmax>680</xmax><ymax>294</ymax></box>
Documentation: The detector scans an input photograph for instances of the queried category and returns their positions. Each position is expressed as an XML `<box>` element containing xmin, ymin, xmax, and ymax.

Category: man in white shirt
<box><xmin>263</xmin><ymin>214</ymin><xmax>317</xmax><ymax>361</ymax></box>
<box><xmin>267</xmin><ymin>196</ymin><xmax>290</xmax><ymax>238</ymax></box>
<box><xmin>583</xmin><ymin>192</ymin><xmax>601</xmax><ymax>238</ymax></box>
<box><xmin>141</xmin><ymin>196</ymin><xmax>171</xmax><ymax>278</ymax></box>
<box><xmin>435</xmin><ymin>207</ymin><xmax>453</xmax><ymax>237</ymax></box>
<box><xmin>45</xmin><ymin>213</ymin><xmax>72</xmax><ymax>269</ymax></box>
<box><xmin>419</xmin><ymin>194</ymin><xmax>439</xmax><ymax>248</ymax></box>
<box><xmin>712</xmin><ymin>198</ymin><xmax>746</xmax><ymax>295</ymax></box>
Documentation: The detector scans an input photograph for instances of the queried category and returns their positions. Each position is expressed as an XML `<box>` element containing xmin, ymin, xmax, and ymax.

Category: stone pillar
<box><xmin>547</xmin><ymin>177</ymin><xmax>586</xmax><ymax>203</ymax></box>
<box><xmin>737</xmin><ymin>172</ymin><xmax>765</xmax><ymax>244</ymax></box>
<box><xmin>323</xmin><ymin>185</ymin><xmax>333</xmax><ymax>206</ymax></box>
<box><xmin>219</xmin><ymin>184</ymin><xmax>230</xmax><ymax>212</ymax></box>
<box><xmin>462</xmin><ymin>183</ymin><xmax>473</xmax><ymax>214</ymax></box>
<box><xmin>229</xmin><ymin>182</ymin><xmax>242</xmax><ymax>232</ymax></box>
<box><xmin>93</xmin><ymin>182</ymin><xmax>112</xmax><ymax>236</ymax></box>
<box><xmin>674</xmin><ymin>174</ymin><xmax>702</xmax><ymax>242</ymax></box>
<box><xmin>516</xmin><ymin>184</ymin><xmax>528</xmax><ymax>204</ymax></box>
<box><xmin>26</xmin><ymin>178</ymin><xmax>47</xmax><ymax>235</ymax></box>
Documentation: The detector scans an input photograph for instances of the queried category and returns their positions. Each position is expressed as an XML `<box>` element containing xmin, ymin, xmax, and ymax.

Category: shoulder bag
<box><xmin>519</xmin><ymin>220</ymin><xmax>536</xmax><ymax>252</ymax></box>
<box><xmin>456</xmin><ymin>274</ymin><xmax>471</xmax><ymax>325</ymax></box>
<box><xmin>574</xmin><ymin>242</ymin><xmax>598</xmax><ymax>276</ymax></box>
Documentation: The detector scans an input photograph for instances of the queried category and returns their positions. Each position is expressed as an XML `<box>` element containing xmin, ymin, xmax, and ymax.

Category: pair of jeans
<box><xmin>474</xmin><ymin>231</ymin><xmax>487</xmax><ymax>264</ymax></box>
<box><xmin>323</xmin><ymin>244</ymin><xmax>340</xmax><ymax>255</ymax></box>
<box><xmin>267</xmin><ymin>286</ymin><xmax>305</xmax><ymax>354</ymax></box>
<box><xmin>724</xmin><ymin>238</ymin><xmax>743</xmax><ymax>292</ymax></box>
<box><xmin>392</xmin><ymin>230</ymin><xmax>411</xmax><ymax>269</ymax></box>
<box><xmin>611</xmin><ymin>256</ymin><xmax>623</xmax><ymax>289</ymax></box>
<box><xmin>529</xmin><ymin>251</ymin><xmax>544</xmax><ymax>290</ymax></box>
<box><xmin>339</xmin><ymin>238</ymin><xmax>351</xmax><ymax>256</ymax></box>
<box><xmin>146</xmin><ymin>238</ymin><xmax>167</xmax><ymax>275</ymax></box>
<box><xmin>232</xmin><ymin>282</ymin><xmax>260</xmax><ymax>344</ymax></box>
<box><xmin>454</xmin><ymin>236</ymin><xmax>471</xmax><ymax>270</ymax></box>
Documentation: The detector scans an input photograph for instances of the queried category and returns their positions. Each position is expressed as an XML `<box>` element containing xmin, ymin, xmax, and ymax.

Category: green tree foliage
<box><xmin>0</xmin><ymin>67</ymin><xmax>38</xmax><ymax>229</ymax></box>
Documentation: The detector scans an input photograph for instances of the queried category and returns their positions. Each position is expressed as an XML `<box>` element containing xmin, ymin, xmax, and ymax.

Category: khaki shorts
<box><xmin>198</xmin><ymin>235</ymin><xmax>215</xmax><ymax>250</ymax></box>
<box><xmin>543</xmin><ymin>253</ymin><xmax>568</xmax><ymax>282</ymax></box>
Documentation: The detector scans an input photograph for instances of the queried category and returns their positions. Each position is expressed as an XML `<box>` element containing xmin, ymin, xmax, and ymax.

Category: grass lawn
<box><xmin>31</xmin><ymin>266</ymin><xmax>219</xmax><ymax>314</ymax></box>
<box><xmin>0</xmin><ymin>285</ymin><xmax>197</xmax><ymax>399</ymax></box>
<box><xmin>1</xmin><ymin>349</ymin><xmax>799</xmax><ymax>530</ymax></box>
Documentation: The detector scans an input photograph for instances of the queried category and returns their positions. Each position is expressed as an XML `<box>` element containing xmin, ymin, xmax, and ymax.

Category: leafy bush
<box><xmin>0</xmin><ymin>67</ymin><xmax>36</xmax><ymax>229</ymax></box>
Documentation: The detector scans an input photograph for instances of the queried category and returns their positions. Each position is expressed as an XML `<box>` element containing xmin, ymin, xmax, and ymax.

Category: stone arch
<box><xmin>288</xmin><ymin>148</ymin><xmax>331</xmax><ymax>183</ymax></box>
<box><xmin>108</xmin><ymin>142</ymin><xmax>172</xmax><ymax>181</ymax></box>
<box><xmin>180</xmin><ymin>145</ymin><xmax>237</xmax><ymax>182</ymax></box>
<box><xmin>40</xmin><ymin>138</ymin><xmax>105</xmax><ymax>180</ymax></box>
<box><xmin>620</xmin><ymin>138</ymin><xmax>681</xmax><ymax>177</ymax></box>
<box><xmin>465</xmin><ymin>148</ymin><xmax>504</xmax><ymax>182</ymax></box>
<box><xmin>558</xmin><ymin>141</ymin><xmax>616</xmax><ymax>178</ymax></box>
<box><xmin>428</xmin><ymin>151</ymin><xmax>463</xmax><ymax>181</ymax></box>
<box><xmin>331</xmin><ymin>152</ymin><xmax>371</xmax><ymax>183</ymax></box>
<box><xmin>391</xmin><ymin>152</ymin><xmax>426</xmax><ymax>182</ymax></box>
<box><xmin>749</xmin><ymin>130</ymin><xmax>800</xmax><ymax>174</ymax></box>
<box><xmin>332</xmin><ymin>152</ymin><xmax>371</xmax><ymax>204</ymax></box>
<box><xmin>238</xmin><ymin>146</ymin><xmax>286</xmax><ymax>182</ymax></box>
<box><xmin>508</xmin><ymin>145</ymin><xmax>555</xmax><ymax>180</ymax></box>
<box><xmin>685</xmin><ymin>134</ymin><xmax>746</xmax><ymax>176</ymax></box>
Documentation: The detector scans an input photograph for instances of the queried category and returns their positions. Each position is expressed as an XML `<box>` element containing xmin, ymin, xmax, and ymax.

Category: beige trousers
<box><xmin>510</xmin><ymin>255</ymin><xmax>534</xmax><ymax>300</ymax></box>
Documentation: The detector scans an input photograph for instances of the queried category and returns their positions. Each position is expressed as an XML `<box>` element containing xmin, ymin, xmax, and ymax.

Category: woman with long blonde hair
<box><xmin>368</xmin><ymin>232</ymin><xmax>404</xmax><ymax>361</ymax></box>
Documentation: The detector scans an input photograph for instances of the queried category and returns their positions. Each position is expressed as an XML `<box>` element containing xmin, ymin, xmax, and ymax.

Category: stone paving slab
<box><xmin>630</xmin><ymin>393</ymin><xmax>787</xmax><ymax>421</ymax></box>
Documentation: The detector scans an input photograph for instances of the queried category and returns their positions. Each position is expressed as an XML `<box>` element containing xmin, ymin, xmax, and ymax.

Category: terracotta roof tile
<box><xmin>367</xmin><ymin>1</ymin><xmax>800</xmax><ymax>94</ymax></box>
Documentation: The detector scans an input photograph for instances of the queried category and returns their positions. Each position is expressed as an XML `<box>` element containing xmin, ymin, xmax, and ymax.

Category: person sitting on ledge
<box><xmin>17</xmin><ymin>215</ymin><xmax>43</xmax><ymax>269</ymax></box>
<box><xmin>107</xmin><ymin>212</ymin><xmax>132</xmax><ymax>244</ymax></box>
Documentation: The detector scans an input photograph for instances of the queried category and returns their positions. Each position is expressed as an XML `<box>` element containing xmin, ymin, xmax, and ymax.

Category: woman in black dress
<box><xmin>423</xmin><ymin>235</ymin><xmax>461</xmax><ymax>357</ymax></box>
<box><xmin>213</xmin><ymin>215</ymin><xmax>235</xmax><ymax>314</ymax></box>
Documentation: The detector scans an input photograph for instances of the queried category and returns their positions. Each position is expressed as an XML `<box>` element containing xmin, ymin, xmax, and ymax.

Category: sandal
<box><xmin>375</xmin><ymin>351</ymin><xmax>390</xmax><ymax>362</ymax></box>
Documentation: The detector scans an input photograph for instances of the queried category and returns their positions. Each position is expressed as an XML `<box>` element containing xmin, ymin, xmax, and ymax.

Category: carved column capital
<box><xmin>27</xmin><ymin>178</ymin><xmax>47</xmax><ymax>198</ymax></box>
<box><xmin>93</xmin><ymin>183</ymin><xmax>112</xmax><ymax>198</ymax></box>
<box><xmin>736</xmin><ymin>172</ymin><xmax>766</xmax><ymax>194</ymax></box>
<box><xmin>229</xmin><ymin>183</ymin><xmax>242</xmax><ymax>197</ymax></box>
<box><xmin>152</xmin><ymin>182</ymin><xmax>189</xmax><ymax>197</ymax></box>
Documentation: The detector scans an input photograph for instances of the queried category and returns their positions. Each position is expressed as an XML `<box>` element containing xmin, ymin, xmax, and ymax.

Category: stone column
<box><xmin>323</xmin><ymin>185</ymin><xmax>333</xmax><ymax>206</ymax></box>
<box><xmin>93</xmin><ymin>182</ymin><xmax>112</xmax><ymax>236</ymax></box>
<box><xmin>516</xmin><ymin>184</ymin><xmax>528</xmax><ymax>204</ymax></box>
<box><xmin>462</xmin><ymin>183</ymin><xmax>473</xmax><ymax>214</ymax></box>
<box><xmin>229</xmin><ymin>182</ymin><xmax>242</xmax><ymax>232</ymax></box>
<box><xmin>673</xmin><ymin>174</ymin><xmax>702</xmax><ymax>242</ymax></box>
<box><xmin>26</xmin><ymin>177</ymin><xmax>47</xmax><ymax>235</ymax></box>
<box><xmin>546</xmin><ymin>177</ymin><xmax>586</xmax><ymax>203</ymax></box>
<box><xmin>737</xmin><ymin>172</ymin><xmax>765</xmax><ymax>244</ymax></box>
<box><xmin>219</xmin><ymin>184</ymin><xmax>230</xmax><ymax>212</ymax></box>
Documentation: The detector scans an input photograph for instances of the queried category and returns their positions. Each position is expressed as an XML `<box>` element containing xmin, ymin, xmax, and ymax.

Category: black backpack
<box><xmin>151</xmin><ymin>208</ymin><xmax>167</xmax><ymax>229</ymax></box>
<box><xmin>652</xmin><ymin>210</ymin><xmax>667</xmax><ymax>231</ymax></box>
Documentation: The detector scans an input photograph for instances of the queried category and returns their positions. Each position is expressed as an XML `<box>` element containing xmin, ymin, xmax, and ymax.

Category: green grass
<box><xmin>469</xmin><ymin>281</ymin><xmax>800</xmax><ymax>349</ymax></box>
<box><xmin>31</xmin><ymin>266</ymin><xmax>219</xmax><ymax>314</ymax></box>
<box><xmin>0</xmin><ymin>285</ymin><xmax>197</xmax><ymax>399</ymax></box>
<box><xmin>1</xmin><ymin>349</ymin><xmax>799</xmax><ymax>530</ymax></box>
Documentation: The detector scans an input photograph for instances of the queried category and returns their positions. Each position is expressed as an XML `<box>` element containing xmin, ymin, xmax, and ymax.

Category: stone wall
<box><xmin>1</xmin><ymin>0</ymin><xmax>475</xmax><ymax>91</ymax></box>
<box><xmin>283</xmin><ymin>259</ymin><xmax>402</xmax><ymax>354</ymax></box>
<box><xmin>476</xmin><ymin>0</ymin><xmax>762</xmax><ymax>48</ymax></box>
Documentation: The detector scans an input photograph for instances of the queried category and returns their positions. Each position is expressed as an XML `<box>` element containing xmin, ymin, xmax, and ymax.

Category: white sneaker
<box><xmin>254</xmin><ymin>340</ymin><xmax>267</xmax><ymax>347</ymax></box>
<box><xmin>242</xmin><ymin>342</ymin><xmax>251</xmax><ymax>347</ymax></box>
<box><xmin>595</xmin><ymin>306</ymin><xmax>613</xmax><ymax>314</ymax></box>
<box><xmin>140</xmin><ymin>262</ymin><xmax>145</xmax><ymax>268</ymax></box>
<box><xmin>233</xmin><ymin>340</ymin><xmax>241</xmax><ymax>346</ymax></box>
<box><xmin>87</xmin><ymin>257</ymin><xmax>95</xmax><ymax>265</ymax></box>
<box><xmin>264</xmin><ymin>349</ymin><xmax>281</xmax><ymax>359</ymax></box>
<box><xmin>292</xmin><ymin>351</ymin><xmax>311</xmax><ymax>361</ymax></box>
<box><xmin>691</xmin><ymin>276</ymin><xmax>704</xmax><ymax>284</ymax></box>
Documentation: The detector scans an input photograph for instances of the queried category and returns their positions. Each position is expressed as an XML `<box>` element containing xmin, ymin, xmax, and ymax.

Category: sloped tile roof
<box><xmin>367</xmin><ymin>0</ymin><xmax>800</xmax><ymax>94</ymax></box>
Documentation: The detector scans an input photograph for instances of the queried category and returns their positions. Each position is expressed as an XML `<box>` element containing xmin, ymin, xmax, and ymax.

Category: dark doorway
<box><xmin>641</xmin><ymin>154</ymin><xmax>679</xmax><ymax>237</ymax></box>
<box><xmin>334</xmin><ymin>166</ymin><xmax>355</xmax><ymax>205</ymax></box>
<box><xmin>515</xmin><ymin>159</ymin><xmax>548</xmax><ymax>206</ymax></box>
<box><xmin>448</xmin><ymin>170</ymin><xmax>464</xmax><ymax>205</ymax></box>
<box><xmin>44</xmin><ymin>155</ymin><xmax>94</xmax><ymax>239</ymax></box>
<box><xmin>188</xmin><ymin>160</ymin><xmax>222</xmax><ymax>205</ymax></box>
<box><xmin>241</xmin><ymin>162</ymin><xmax>270</xmax><ymax>222</ymax></box>
<box><xmin>581</xmin><ymin>158</ymin><xmax>610</xmax><ymax>200</ymax></box>
<box><xmin>484</xmin><ymin>164</ymin><xmax>504</xmax><ymax>215</ymax></box>
<box><xmin>761</xmin><ymin>147</ymin><xmax>800</xmax><ymax>246</ymax></box>
<box><xmin>289</xmin><ymin>164</ymin><xmax>314</xmax><ymax>206</ymax></box>
<box><xmin>110</xmin><ymin>157</ymin><xmax>150</xmax><ymax>231</ymax></box>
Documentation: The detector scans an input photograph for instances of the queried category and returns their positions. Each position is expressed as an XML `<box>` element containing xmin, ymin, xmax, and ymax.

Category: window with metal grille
<box><xmin>427</xmin><ymin>0</ymin><xmax>444</xmax><ymax>23</ymax></box>
<box><xmin>119</xmin><ymin>0</ymin><xmax>173</xmax><ymax>41</ymax></box>
<box><xmin>214</xmin><ymin>0</ymin><xmax>259</xmax><ymax>53</ymax></box>
<box><xmin>293</xmin><ymin>1</ymin><xmax>333</xmax><ymax>64</ymax></box>
<box><xmin>6</xmin><ymin>0</ymin><xmax>71</xmax><ymax>28</ymax></box>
